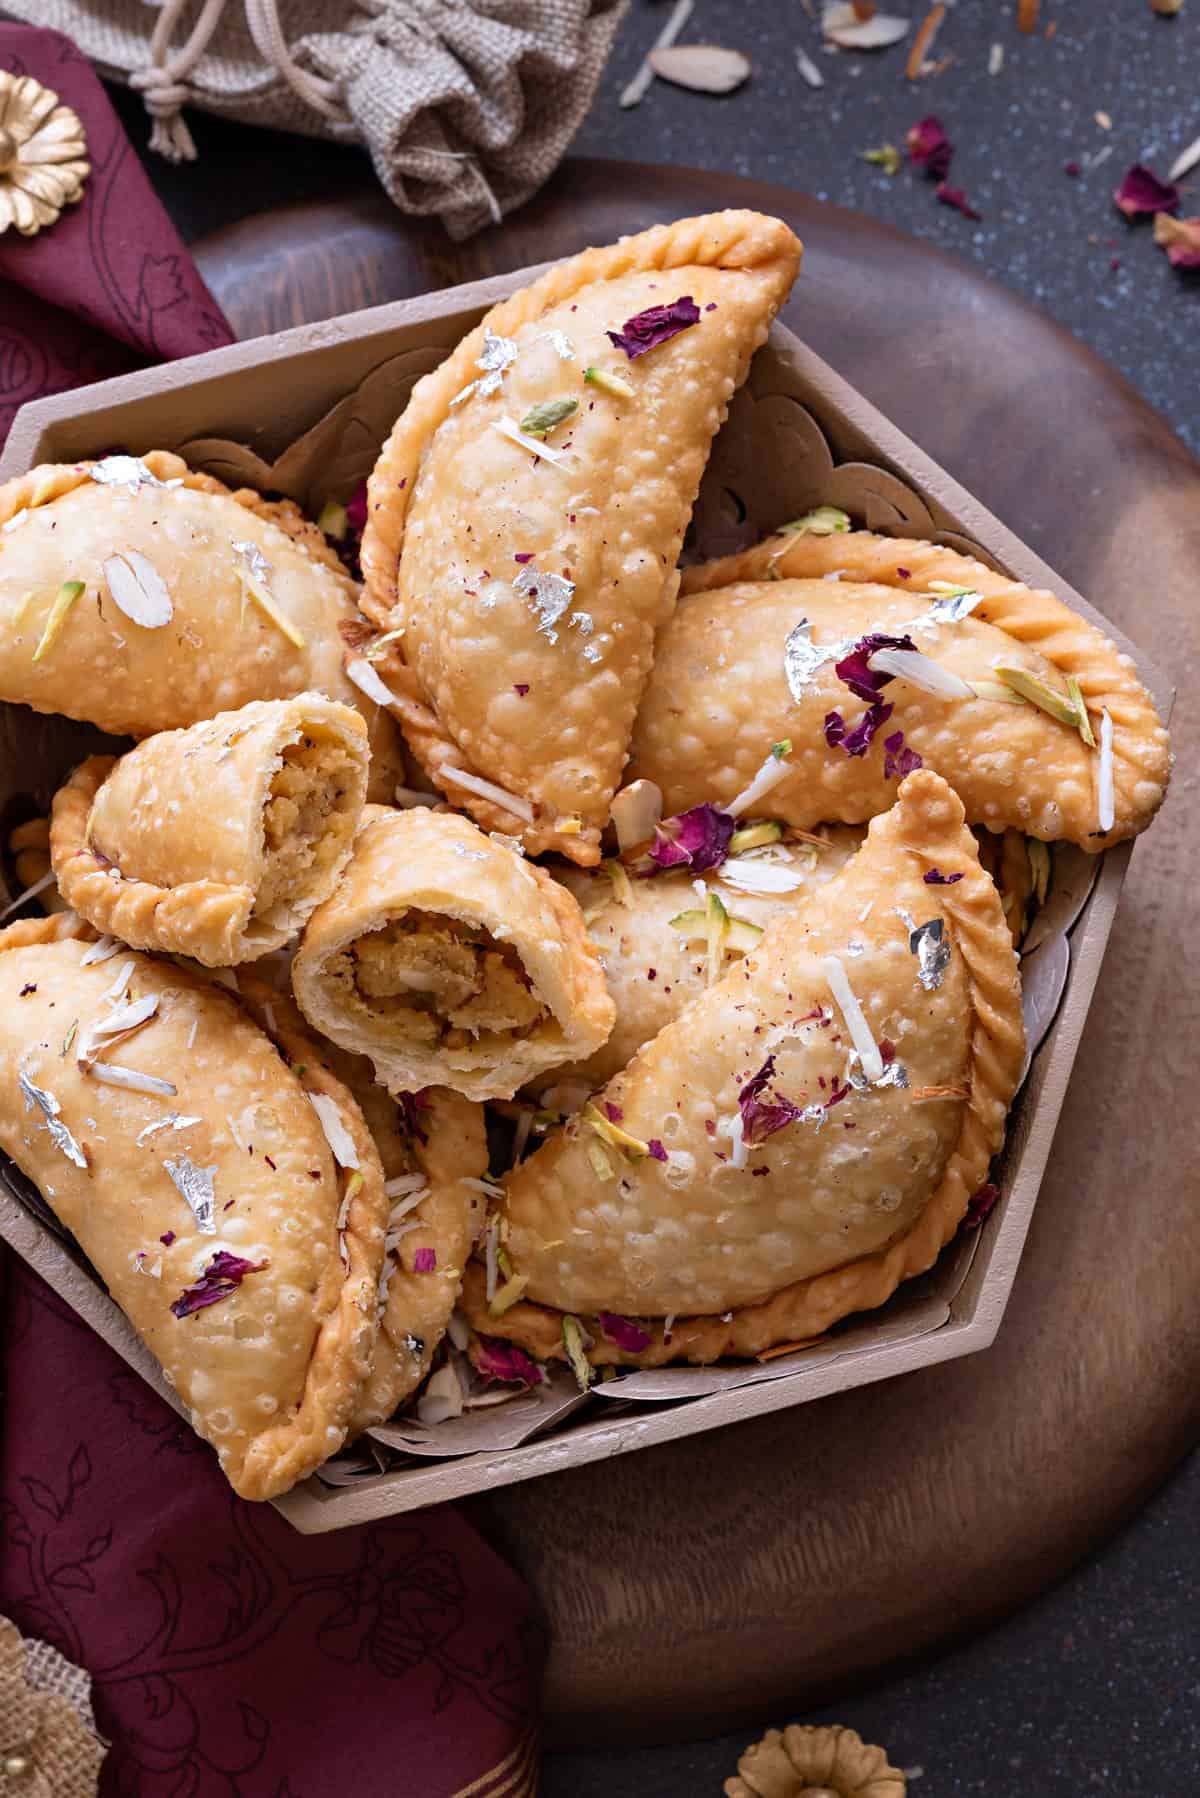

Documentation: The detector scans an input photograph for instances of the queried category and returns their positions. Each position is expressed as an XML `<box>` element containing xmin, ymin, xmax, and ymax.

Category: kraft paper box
<box><xmin>0</xmin><ymin>267</ymin><xmax>1170</xmax><ymax>1533</ymax></box>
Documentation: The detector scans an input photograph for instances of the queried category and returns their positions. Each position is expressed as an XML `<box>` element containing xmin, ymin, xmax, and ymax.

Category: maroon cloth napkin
<box><xmin>0</xmin><ymin>27</ymin><xmax>543</xmax><ymax>1796</ymax></box>
<box><xmin>0</xmin><ymin>25</ymin><xmax>233</xmax><ymax>446</ymax></box>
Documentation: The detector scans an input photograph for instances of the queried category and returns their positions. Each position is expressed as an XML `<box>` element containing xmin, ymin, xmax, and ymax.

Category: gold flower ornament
<box><xmin>725</xmin><ymin>1723</ymin><xmax>907</xmax><ymax>1798</ymax></box>
<box><xmin>0</xmin><ymin>72</ymin><xmax>89</xmax><ymax>237</ymax></box>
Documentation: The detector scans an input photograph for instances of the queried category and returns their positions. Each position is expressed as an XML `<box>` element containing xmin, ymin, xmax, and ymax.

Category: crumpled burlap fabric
<box><xmin>0</xmin><ymin>1615</ymin><xmax>106</xmax><ymax>1797</ymax></box>
<box><xmin>0</xmin><ymin>0</ymin><xmax>627</xmax><ymax>238</ymax></box>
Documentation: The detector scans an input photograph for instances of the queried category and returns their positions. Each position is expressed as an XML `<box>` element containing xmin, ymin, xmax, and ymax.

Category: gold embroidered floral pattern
<box><xmin>0</xmin><ymin>74</ymin><xmax>89</xmax><ymax>238</ymax></box>
<box><xmin>0</xmin><ymin>1615</ymin><xmax>105</xmax><ymax>1797</ymax></box>
<box><xmin>724</xmin><ymin>1723</ymin><xmax>907</xmax><ymax>1798</ymax></box>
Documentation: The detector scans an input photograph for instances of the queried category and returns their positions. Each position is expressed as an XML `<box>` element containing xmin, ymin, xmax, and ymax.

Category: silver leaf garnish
<box><xmin>88</xmin><ymin>456</ymin><xmax>164</xmax><ymax>494</ymax></box>
<box><xmin>783</xmin><ymin>618</ymin><xmax>854</xmax><ymax>700</ymax></box>
<box><xmin>893</xmin><ymin>905</ymin><xmax>917</xmax><ymax>932</ymax></box>
<box><xmin>797</xmin><ymin>1102</ymin><xmax>829</xmax><ymax>1130</ymax></box>
<box><xmin>542</xmin><ymin>330</ymin><xmax>576</xmax><ymax>359</ymax></box>
<box><xmin>2</xmin><ymin>508</ymin><xmax>28</xmax><ymax>534</ymax></box>
<box><xmin>582</xmin><ymin>643</ymin><xmax>602</xmax><ymax>664</ymax></box>
<box><xmin>569</xmin><ymin>611</ymin><xmax>594</xmax><ymax>635</ymax></box>
<box><xmin>874</xmin><ymin>1059</ymin><xmax>910</xmax><ymax>1090</ymax></box>
<box><xmin>164</xmin><ymin>1154</ymin><xmax>218</xmax><ymax>1234</ymax></box>
<box><xmin>922</xmin><ymin>588</ymin><xmax>982</xmax><ymax>626</ymax></box>
<box><xmin>515</xmin><ymin>565</ymin><xmax>575</xmax><ymax>642</ymax></box>
<box><xmin>450</xmin><ymin>328</ymin><xmax>519</xmax><ymax>406</ymax></box>
<box><xmin>233</xmin><ymin>539</ymin><xmax>271</xmax><ymax>584</ymax></box>
<box><xmin>910</xmin><ymin>917</ymin><xmax>951</xmax><ymax>991</ymax></box>
<box><xmin>452</xmin><ymin>844</ymin><xmax>486</xmax><ymax>860</ymax></box>
<box><xmin>19</xmin><ymin>1072</ymin><xmax>88</xmax><ymax>1168</ymax></box>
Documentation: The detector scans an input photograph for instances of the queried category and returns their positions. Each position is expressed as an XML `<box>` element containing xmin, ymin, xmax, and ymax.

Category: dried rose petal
<box><xmin>647</xmin><ymin>1138</ymin><xmax>668</xmax><ymax>1162</ymax></box>
<box><xmin>738</xmin><ymin>1055</ymin><xmax>804</xmax><ymax>1144</ymax></box>
<box><xmin>923</xmin><ymin>868</ymin><xmax>964</xmax><ymax>884</ymax></box>
<box><xmin>607</xmin><ymin>296</ymin><xmax>701</xmax><ymax>359</ymax></box>
<box><xmin>598</xmin><ymin>1311</ymin><xmax>652</xmax><ymax>1353</ymax></box>
<box><xmin>936</xmin><ymin>182</ymin><xmax>982</xmax><ymax>221</ymax></box>
<box><xmin>1154</xmin><ymin>212</ymin><xmax>1200</xmax><ymax>267</ymax></box>
<box><xmin>471</xmin><ymin>1335</ymin><xmax>546</xmax><ymax>1386</ymax></box>
<box><xmin>170</xmin><ymin>1250</ymin><xmax>267</xmax><ymax>1319</ymax></box>
<box><xmin>1113</xmin><ymin>163</ymin><xmax>1180</xmax><ymax>220</ymax></box>
<box><xmin>398</xmin><ymin>1090</ymin><xmax>430</xmax><ymax>1143</ymax></box>
<box><xmin>825</xmin><ymin>700</ymin><xmax>894</xmax><ymax>757</ymax></box>
<box><xmin>413</xmin><ymin>1247</ymin><xmax>437</xmax><ymax>1273</ymax></box>
<box><xmin>963</xmin><ymin>1182</ymin><xmax>1000</xmax><ymax>1228</ymax></box>
<box><xmin>882</xmin><ymin>728</ymin><xmax>924</xmax><ymax>780</ymax></box>
<box><xmin>835</xmin><ymin>632</ymin><xmax>919</xmax><ymax>701</ymax></box>
<box><xmin>648</xmin><ymin>803</ymin><xmax>735</xmax><ymax>872</ymax></box>
<box><xmin>906</xmin><ymin>115</ymin><xmax>954</xmax><ymax>179</ymax></box>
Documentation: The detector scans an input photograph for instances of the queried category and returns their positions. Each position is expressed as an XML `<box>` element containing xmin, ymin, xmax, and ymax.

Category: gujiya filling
<box><xmin>254</xmin><ymin>735</ymin><xmax>360</xmax><ymax>929</ymax></box>
<box><xmin>330</xmin><ymin>914</ymin><xmax>547</xmax><ymax>1048</ymax></box>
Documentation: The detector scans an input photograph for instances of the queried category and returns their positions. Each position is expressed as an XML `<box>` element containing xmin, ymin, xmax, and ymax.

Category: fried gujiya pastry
<box><xmin>292</xmin><ymin>806</ymin><xmax>615</xmax><ymax>1102</ymax></box>
<box><xmin>462</xmin><ymin>772</ymin><xmax>1025</xmax><ymax>1366</ymax></box>
<box><xmin>49</xmin><ymin>696</ymin><xmax>369</xmax><ymax>966</ymax></box>
<box><xmin>235</xmin><ymin>972</ymin><xmax>489</xmax><ymax>1434</ymax></box>
<box><xmin>0</xmin><ymin>915</ymin><xmax>389</xmax><ymax>1498</ymax></box>
<box><xmin>548</xmin><ymin>827</ymin><xmax>864</xmax><ymax>1090</ymax></box>
<box><xmin>360</xmin><ymin>210</ymin><xmax>802</xmax><ymax>863</ymax></box>
<box><xmin>0</xmin><ymin>452</ymin><xmax>404</xmax><ymax>801</ymax></box>
<box><xmin>628</xmin><ymin>532</ymin><xmax>1170</xmax><ymax>851</ymax></box>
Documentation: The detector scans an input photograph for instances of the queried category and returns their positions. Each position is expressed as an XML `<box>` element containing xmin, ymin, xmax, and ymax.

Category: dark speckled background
<box><xmin>121</xmin><ymin>3</ymin><xmax>1199</xmax><ymax>1788</ymax></box>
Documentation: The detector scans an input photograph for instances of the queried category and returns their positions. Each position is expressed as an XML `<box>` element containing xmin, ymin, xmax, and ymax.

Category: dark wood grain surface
<box><xmin>195</xmin><ymin>162</ymin><xmax>1199</xmax><ymax>1748</ymax></box>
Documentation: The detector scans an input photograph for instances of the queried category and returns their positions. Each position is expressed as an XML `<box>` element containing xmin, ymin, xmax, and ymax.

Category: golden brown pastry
<box><xmin>0</xmin><ymin>915</ymin><xmax>387</xmax><ymax>1499</ymax></box>
<box><xmin>463</xmin><ymin>771</ymin><xmax>1024</xmax><ymax>1365</ymax></box>
<box><xmin>360</xmin><ymin>211</ymin><xmax>802</xmax><ymax>863</ymax></box>
<box><xmin>0</xmin><ymin>452</ymin><xmax>404</xmax><ymax>801</ymax></box>
<box><xmin>49</xmin><ymin>696</ymin><xmax>369</xmax><ymax>965</ymax></box>
<box><xmin>549</xmin><ymin>827</ymin><xmax>864</xmax><ymax>1090</ymax></box>
<box><xmin>293</xmin><ymin>805</ymin><xmax>614</xmax><ymax>1102</ymax></box>
<box><xmin>628</xmin><ymin>532</ymin><xmax>1170</xmax><ymax>850</ymax></box>
<box><xmin>235</xmin><ymin>970</ymin><xmax>489</xmax><ymax>1433</ymax></box>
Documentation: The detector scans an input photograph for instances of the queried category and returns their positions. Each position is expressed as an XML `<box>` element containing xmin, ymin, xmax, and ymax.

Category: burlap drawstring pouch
<box><xmin>1</xmin><ymin>0</ymin><xmax>627</xmax><ymax>238</ymax></box>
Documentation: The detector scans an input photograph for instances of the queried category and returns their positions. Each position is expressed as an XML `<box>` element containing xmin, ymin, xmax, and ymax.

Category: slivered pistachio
<box><xmin>488</xmin><ymin>1271</ymin><xmax>530</xmax><ymax>1317</ymax></box>
<box><xmin>1066</xmin><ymin>676</ymin><xmax>1096</xmax><ymax>746</ymax></box>
<box><xmin>584</xmin><ymin>1103</ymin><xmax>649</xmax><ymax>1159</ymax></box>
<box><xmin>317</xmin><ymin>498</ymin><xmax>347</xmax><ymax>539</ymax></box>
<box><xmin>555</xmin><ymin>815</ymin><xmax>583</xmax><ymax>835</ymax></box>
<box><xmin>994</xmin><ymin>665</ymin><xmax>1092</xmax><ymax>741</ymax></box>
<box><xmin>583</xmin><ymin>365</ymin><xmax>636</xmax><ymax>400</ymax></box>
<box><xmin>1028</xmin><ymin>837</ymin><xmax>1052</xmax><ymax>907</ymax></box>
<box><xmin>602</xmin><ymin>859</ymin><xmax>634</xmax><ymax>905</ymax></box>
<box><xmin>519</xmin><ymin>397</ymin><xmax>578</xmax><ymax>438</ymax></box>
<box><xmin>32</xmin><ymin>581</ymin><xmax>85</xmax><ymax>662</ymax></box>
<box><xmin>861</xmin><ymin>143</ymin><xmax>903</xmax><ymax>175</ymax></box>
<box><xmin>728</xmin><ymin>820</ymin><xmax>784</xmax><ymax>854</ymax></box>
<box><xmin>779</xmin><ymin>506</ymin><xmax>851</xmax><ymax>537</ymax></box>
<box><xmin>586</xmin><ymin>1138</ymin><xmax>615</xmax><ymax>1181</ymax></box>
<box><xmin>968</xmin><ymin>678</ymin><xmax>1029</xmax><ymax>705</ymax></box>
<box><xmin>562</xmin><ymin>1315</ymin><xmax>594</xmax><ymax>1389</ymax></box>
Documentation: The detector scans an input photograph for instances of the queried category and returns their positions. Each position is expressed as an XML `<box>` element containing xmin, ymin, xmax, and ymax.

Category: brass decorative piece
<box><xmin>725</xmin><ymin>1723</ymin><xmax>907</xmax><ymax>1798</ymax></box>
<box><xmin>0</xmin><ymin>73</ymin><xmax>89</xmax><ymax>237</ymax></box>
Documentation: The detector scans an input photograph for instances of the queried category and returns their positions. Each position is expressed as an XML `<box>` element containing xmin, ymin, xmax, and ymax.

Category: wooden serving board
<box><xmin>193</xmin><ymin>161</ymin><xmax>1200</xmax><ymax>1748</ymax></box>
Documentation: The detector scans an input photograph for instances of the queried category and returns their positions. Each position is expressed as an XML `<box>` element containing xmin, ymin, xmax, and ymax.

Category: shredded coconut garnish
<box><xmin>491</xmin><ymin>415</ymin><xmax>574</xmax><ymax>466</ymax></box>
<box><xmin>136</xmin><ymin>1113</ymin><xmax>201</xmax><ymax>1144</ymax></box>
<box><xmin>0</xmin><ymin>869</ymin><xmax>56</xmax><ymax>922</ymax></box>
<box><xmin>513</xmin><ymin>563</ymin><xmax>576</xmax><ymax>642</ymax></box>
<box><xmin>1097</xmin><ymin>707</ymin><xmax>1115</xmax><ymax>833</ymax></box>
<box><xmin>346</xmin><ymin>657</ymin><xmax>400</xmax><ymax>710</ymax></box>
<box><xmin>88</xmin><ymin>455</ymin><xmax>164</xmax><ymax>494</ymax></box>
<box><xmin>90</xmin><ymin>1064</ymin><xmax>177</xmax><ymax>1096</ymax></box>
<box><xmin>164</xmin><ymin>1154</ymin><xmax>217</xmax><ymax>1233</ymax></box>
<box><xmin>451</xmin><ymin>328</ymin><xmax>519</xmax><ymax>406</ymax></box>
<box><xmin>726</xmin><ymin>745</ymin><xmax>793</xmax><ymax>819</ymax></box>
<box><xmin>436</xmin><ymin>764</ymin><xmax>534</xmax><ymax>823</ymax></box>
<box><xmin>19</xmin><ymin>1072</ymin><xmax>88</xmax><ymax>1168</ymax></box>
<box><xmin>79</xmin><ymin>935</ymin><xmax>121</xmax><ymax>966</ymax></box>
<box><xmin>77</xmin><ymin>992</ymin><xmax>159</xmax><ymax>1066</ymax></box>
<box><xmin>102</xmin><ymin>550</ymin><xmax>173</xmax><ymax>629</ymax></box>
<box><xmin>308</xmin><ymin>1092</ymin><xmax>360</xmax><ymax>1169</ymax></box>
<box><xmin>823</xmin><ymin>954</ymin><xmax>884</xmax><ymax>1082</ymax></box>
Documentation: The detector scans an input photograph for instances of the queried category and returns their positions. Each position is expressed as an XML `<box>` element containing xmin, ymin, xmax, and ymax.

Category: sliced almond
<box><xmin>647</xmin><ymin>43</ymin><xmax>751</xmax><ymax>93</ymax></box>
<box><xmin>103</xmin><ymin>551</ymin><xmax>173</xmax><ymax>628</ymax></box>
<box><xmin>823</xmin><ymin>2</ymin><xmax>910</xmax><ymax>48</ymax></box>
